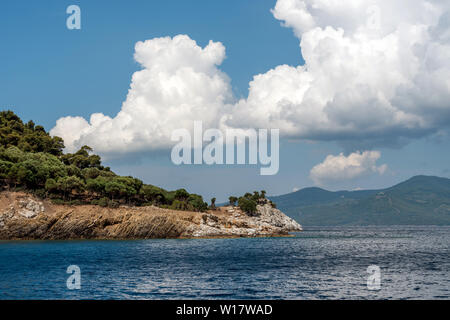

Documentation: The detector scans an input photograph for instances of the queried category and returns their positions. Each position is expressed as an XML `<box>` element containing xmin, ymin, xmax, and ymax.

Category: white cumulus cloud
<box><xmin>309</xmin><ymin>150</ymin><xmax>387</xmax><ymax>186</ymax></box>
<box><xmin>224</xmin><ymin>0</ymin><xmax>450</xmax><ymax>149</ymax></box>
<box><xmin>51</xmin><ymin>0</ymin><xmax>450</xmax><ymax>155</ymax></box>
<box><xmin>51</xmin><ymin>35</ymin><xmax>232</xmax><ymax>154</ymax></box>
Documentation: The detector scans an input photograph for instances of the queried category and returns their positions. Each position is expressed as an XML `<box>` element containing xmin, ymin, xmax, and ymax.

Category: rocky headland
<box><xmin>0</xmin><ymin>192</ymin><xmax>302</xmax><ymax>240</ymax></box>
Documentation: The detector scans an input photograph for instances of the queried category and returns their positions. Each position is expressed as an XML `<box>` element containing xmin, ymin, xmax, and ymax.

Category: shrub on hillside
<box><xmin>238</xmin><ymin>197</ymin><xmax>257</xmax><ymax>215</ymax></box>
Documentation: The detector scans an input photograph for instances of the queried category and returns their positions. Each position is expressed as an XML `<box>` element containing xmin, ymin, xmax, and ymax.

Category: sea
<box><xmin>0</xmin><ymin>226</ymin><xmax>448</xmax><ymax>299</ymax></box>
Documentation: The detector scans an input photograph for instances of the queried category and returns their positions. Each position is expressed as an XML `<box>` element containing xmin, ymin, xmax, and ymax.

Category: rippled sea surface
<box><xmin>0</xmin><ymin>226</ymin><xmax>449</xmax><ymax>299</ymax></box>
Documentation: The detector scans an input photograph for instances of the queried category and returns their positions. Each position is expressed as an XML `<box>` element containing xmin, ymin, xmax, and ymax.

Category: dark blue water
<box><xmin>0</xmin><ymin>226</ymin><xmax>448</xmax><ymax>299</ymax></box>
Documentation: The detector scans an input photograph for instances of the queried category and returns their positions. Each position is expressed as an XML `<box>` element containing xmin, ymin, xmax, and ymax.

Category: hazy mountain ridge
<box><xmin>269</xmin><ymin>176</ymin><xmax>450</xmax><ymax>226</ymax></box>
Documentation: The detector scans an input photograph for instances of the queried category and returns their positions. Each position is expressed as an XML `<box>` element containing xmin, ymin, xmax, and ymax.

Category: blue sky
<box><xmin>1</xmin><ymin>0</ymin><xmax>449</xmax><ymax>202</ymax></box>
<box><xmin>1</xmin><ymin>0</ymin><xmax>301</xmax><ymax>126</ymax></box>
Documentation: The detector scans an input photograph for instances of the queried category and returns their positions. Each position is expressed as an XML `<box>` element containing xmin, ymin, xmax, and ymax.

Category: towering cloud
<box><xmin>225</xmin><ymin>0</ymin><xmax>450</xmax><ymax>149</ymax></box>
<box><xmin>51</xmin><ymin>35</ymin><xmax>232</xmax><ymax>154</ymax></box>
<box><xmin>52</xmin><ymin>0</ymin><xmax>450</xmax><ymax>155</ymax></box>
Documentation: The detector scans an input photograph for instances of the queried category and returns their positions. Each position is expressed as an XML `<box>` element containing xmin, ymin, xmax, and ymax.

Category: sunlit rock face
<box><xmin>0</xmin><ymin>192</ymin><xmax>301</xmax><ymax>240</ymax></box>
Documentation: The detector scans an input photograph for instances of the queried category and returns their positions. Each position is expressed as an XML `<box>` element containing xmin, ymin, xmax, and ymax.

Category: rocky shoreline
<box><xmin>0</xmin><ymin>192</ymin><xmax>302</xmax><ymax>240</ymax></box>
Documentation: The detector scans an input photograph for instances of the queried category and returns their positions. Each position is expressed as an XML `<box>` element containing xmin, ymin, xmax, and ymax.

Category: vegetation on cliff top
<box><xmin>228</xmin><ymin>190</ymin><xmax>276</xmax><ymax>215</ymax></box>
<box><xmin>0</xmin><ymin>110</ymin><xmax>208</xmax><ymax>211</ymax></box>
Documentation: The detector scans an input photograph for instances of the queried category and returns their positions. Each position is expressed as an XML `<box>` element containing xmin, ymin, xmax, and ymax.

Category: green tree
<box><xmin>45</xmin><ymin>178</ymin><xmax>58</xmax><ymax>194</ymax></box>
<box><xmin>56</xmin><ymin>176</ymin><xmax>85</xmax><ymax>200</ymax></box>
<box><xmin>228</xmin><ymin>196</ymin><xmax>238</xmax><ymax>206</ymax></box>
<box><xmin>188</xmin><ymin>194</ymin><xmax>208</xmax><ymax>212</ymax></box>
<box><xmin>82</xmin><ymin>167</ymin><xmax>101</xmax><ymax>180</ymax></box>
<box><xmin>175</xmin><ymin>188</ymin><xmax>189</xmax><ymax>201</ymax></box>
<box><xmin>0</xmin><ymin>160</ymin><xmax>13</xmax><ymax>179</ymax></box>
<box><xmin>140</xmin><ymin>185</ymin><xmax>166</xmax><ymax>204</ymax></box>
<box><xmin>9</xmin><ymin>163</ymin><xmax>31</xmax><ymax>187</ymax></box>
<box><xmin>105</xmin><ymin>180</ymin><xmax>125</xmax><ymax>200</ymax></box>
<box><xmin>86</xmin><ymin>176</ymin><xmax>107</xmax><ymax>195</ymax></box>
<box><xmin>238</xmin><ymin>197</ymin><xmax>257</xmax><ymax>215</ymax></box>
<box><xmin>252</xmin><ymin>191</ymin><xmax>260</xmax><ymax>201</ymax></box>
<box><xmin>210</xmin><ymin>197</ymin><xmax>216</xmax><ymax>210</ymax></box>
<box><xmin>0</xmin><ymin>110</ymin><xmax>64</xmax><ymax>155</ymax></box>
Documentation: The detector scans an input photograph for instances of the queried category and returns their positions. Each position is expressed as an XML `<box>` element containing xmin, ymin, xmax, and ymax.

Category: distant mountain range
<box><xmin>269</xmin><ymin>175</ymin><xmax>450</xmax><ymax>226</ymax></box>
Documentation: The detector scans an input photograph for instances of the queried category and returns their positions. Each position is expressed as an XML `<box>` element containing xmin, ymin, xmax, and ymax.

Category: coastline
<box><xmin>0</xmin><ymin>191</ymin><xmax>302</xmax><ymax>240</ymax></box>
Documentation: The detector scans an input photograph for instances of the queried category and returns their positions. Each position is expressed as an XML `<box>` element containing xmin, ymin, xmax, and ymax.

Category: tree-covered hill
<box><xmin>0</xmin><ymin>110</ymin><xmax>208</xmax><ymax>211</ymax></box>
<box><xmin>270</xmin><ymin>176</ymin><xmax>450</xmax><ymax>225</ymax></box>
